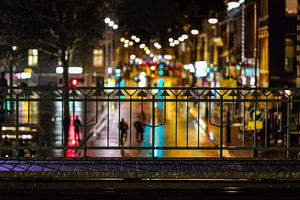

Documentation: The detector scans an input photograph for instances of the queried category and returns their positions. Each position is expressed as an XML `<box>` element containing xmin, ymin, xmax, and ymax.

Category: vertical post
<box><xmin>186</xmin><ymin>96</ymin><xmax>189</xmax><ymax>147</ymax></box>
<box><xmin>9</xmin><ymin>49</ymin><xmax>13</xmax><ymax>113</ymax></box>
<box><xmin>72</xmin><ymin>95</ymin><xmax>75</xmax><ymax>123</ymax></box>
<box><xmin>254</xmin><ymin>100</ymin><xmax>257</xmax><ymax>149</ymax></box>
<box><xmin>227</xmin><ymin>17</ymin><xmax>231</xmax><ymax>77</ymax></box>
<box><xmin>129</xmin><ymin>97</ymin><xmax>132</xmax><ymax>147</ymax></box>
<box><xmin>110</xmin><ymin>30</ymin><xmax>113</xmax><ymax>68</ymax></box>
<box><xmin>287</xmin><ymin>97</ymin><xmax>291</xmax><ymax>159</ymax></box>
<box><xmin>192</xmin><ymin>36</ymin><xmax>197</xmax><ymax>87</ymax></box>
<box><xmin>265</xmin><ymin>98</ymin><xmax>269</xmax><ymax>149</ymax></box>
<box><xmin>175</xmin><ymin>97</ymin><xmax>178</xmax><ymax>147</ymax></box>
<box><xmin>197</xmin><ymin>98</ymin><xmax>200</xmax><ymax>147</ymax></box>
<box><xmin>152</xmin><ymin>95</ymin><xmax>155</xmax><ymax>158</ymax></box>
<box><xmin>297</xmin><ymin>0</ymin><xmax>300</xmax><ymax>86</ymax></box>
<box><xmin>107</xmin><ymin>96</ymin><xmax>110</xmax><ymax>147</ymax></box>
<box><xmin>105</xmin><ymin>25</ymin><xmax>109</xmax><ymax>76</ymax></box>
<box><xmin>243</xmin><ymin>97</ymin><xmax>246</xmax><ymax>147</ymax></box>
<box><xmin>254</xmin><ymin>0</ymin><xmax>258</xmax><ymax>87</ymax></box>
<box><xmin>219</xmin><ymin>97</ymin><xmax>223</xmax><ymax>159</ymax></box>
<box><xmin>61</xmin><ymin>91</ymin><xmax>65</xmax><ymax>148</ymax></box>
<box><xmin>16</xmin><ymin>93</ymin><xmax>19</xmax><ymax>158</ymax></box>
<box><xmin>118</xmin><ymin>95</ymin><xmax>121</xmax><ymax>147</ymax></box>
<box><xmin>241</xmin><ymin>3</ymin><xmax>246</xmax><ymax>63</ymax></box>
<box><xmin>226</xmin><ymin>104</ymin><xmax>231</xmax><ymax>144</ymax></box>
<box><xmin>84</xmin><ymin>96</ymin><xmax>87</xmax><ymax>157</ymax></box>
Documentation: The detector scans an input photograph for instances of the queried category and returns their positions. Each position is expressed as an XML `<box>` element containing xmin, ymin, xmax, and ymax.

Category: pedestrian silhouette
<box><xmin>0</xmin><ymin>72</ymin><xmax>8</xmax><ymax>88</ymax></box>
<box><xmin>74</xmin><ymin>115</ymin><xmax>82</xmax><ymax>141</ymax></box>
<box><xmin>134</xmin><ymin>119</ymin><xmax>144</xmax><ymax>142</ymax></box>
<box><xmin>18</xmin><ymin>139</ymin><xmax>25</xmax><ymax>157</ymax></box>
<box><xmin>1</xmin><ymin>136</ymin><xmax>12</xmax><ymax>157</ymax></box>
<box><xmin>0</xmin><ymin>72</ymin><xmax>8</xmax><ymax>129</ymax></box>
<box><xmin>119</xmin><ymin>118</ymin><xmax>128</xmax><ymax>145</ymax></box>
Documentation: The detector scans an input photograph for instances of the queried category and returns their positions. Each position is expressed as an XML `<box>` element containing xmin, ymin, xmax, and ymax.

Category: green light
<box><xmin>6</xmin><ymin>101</ymin><xmax>11</xmax><ymax>111</ymax></box>
<box><xmin>158</xmin><ymin>70</ymin><xmax>164</xmax><ymax>76</ymax></box>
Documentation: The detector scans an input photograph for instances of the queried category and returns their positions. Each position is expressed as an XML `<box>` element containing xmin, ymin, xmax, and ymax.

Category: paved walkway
<box><xmin>1</xmin><ymin>159</ymin><xmax>300</xmax><ymax>180</ymax></box>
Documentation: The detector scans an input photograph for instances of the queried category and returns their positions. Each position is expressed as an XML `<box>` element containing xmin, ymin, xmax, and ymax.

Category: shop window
<box><xmin>284</xmin><ymin>37</ymin><xmax>296</xmax><ymax>72</ymax></box>
<box><xmin>93</xmin><ymin>49</ymin><xmax>103</xmax><ymax>67</ymax></box>
<box><xmin>28</xmin><ymin>49</ymin><xmax>38</xmax><ymax>66</ymax></box>
<box><xmin>286</xmin><ymin>0</ymin><xmax>298</xmax><ymax>15</ymax></box>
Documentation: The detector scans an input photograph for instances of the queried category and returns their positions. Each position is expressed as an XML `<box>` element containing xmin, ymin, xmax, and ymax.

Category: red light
<box><xmin>71</xmin><ymin>79</ymin><xmax>78</xmax><ymax>87</ymax></box>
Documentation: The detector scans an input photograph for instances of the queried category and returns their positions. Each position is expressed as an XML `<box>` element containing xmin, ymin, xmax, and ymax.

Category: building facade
<box><xmin>257</xmin><ymin>0</ymin><xmax>297</xmax><ymax>87</ymax></box>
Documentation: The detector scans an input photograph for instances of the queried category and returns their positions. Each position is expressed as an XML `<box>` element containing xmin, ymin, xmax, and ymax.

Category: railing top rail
<box><xmin>1</xmin><ymin>86</ymin><xmax>300</xmax><ymax>90</ymax></box>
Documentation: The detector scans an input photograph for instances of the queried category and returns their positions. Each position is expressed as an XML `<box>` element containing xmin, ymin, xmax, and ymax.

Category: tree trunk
<box><xmin>61</xmin><ymin>50</ymin><xmax>70</xmax><ymax>148</ymax></box>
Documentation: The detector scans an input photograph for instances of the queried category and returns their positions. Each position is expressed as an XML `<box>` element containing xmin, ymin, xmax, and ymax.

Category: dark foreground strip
<box><xmin>1</xmin><ymin>159</ymin><xmax>300</xmax><ymax>180</ymax></box>
<box><xmin>1</xmin><ymin>187</ymin><xmax>300</xmax><ymax>200</ymax></box>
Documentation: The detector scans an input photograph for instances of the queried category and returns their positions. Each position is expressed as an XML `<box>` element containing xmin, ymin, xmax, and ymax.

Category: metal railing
<box><xmin>0</xmin><ymin>86</ymin><xmax>299</xmax><ymax>159</ymax></box>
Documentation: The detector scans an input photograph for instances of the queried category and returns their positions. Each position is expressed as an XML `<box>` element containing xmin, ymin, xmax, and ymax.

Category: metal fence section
<box><xmin>0</xmin><ymin>86</ymin><xmax>299</xmax><ymax>159</ymax></box>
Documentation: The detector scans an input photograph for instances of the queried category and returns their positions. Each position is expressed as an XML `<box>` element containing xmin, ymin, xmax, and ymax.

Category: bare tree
<box><xmin>0</xmin><ymin>0</ymin><xmax>120</xmax><ymax>145</ymax></box>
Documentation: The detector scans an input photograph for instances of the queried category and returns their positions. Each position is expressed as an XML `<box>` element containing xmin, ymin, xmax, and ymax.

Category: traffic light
<box><xmin>70</xmin><ymin>79</ymin><xmax>79</xmax><ymax>88</ymax></box>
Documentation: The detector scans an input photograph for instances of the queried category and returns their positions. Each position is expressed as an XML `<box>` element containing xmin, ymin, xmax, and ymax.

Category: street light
<box><xmin>113</xmin><ymin>24</ymin><xmax>118</xmax><ymax>30</ymax></box>
<box><xmin>108</xmin><ymin>21</ymin><xmax>114</xmax><ymax>27</ymax></box>
<box><xmin>139</xmin><ymin>44</ymin><xmax>145</xmax><ymax>49</ymax></box>
<box><xmin>131</xmin><ymin>35</ymin><xmax>136</xmax><ymax>40</ymax></box>
<box><xmin>174</xmin><ymin>40</ymin><xmax>179</xmax><ymax>45</ymax></box>
<box><xmin>208</xmin><ymin>17</ymin><xmax>218</xmax><ymax>24</ymax></box>
<box><xmin>190</xmin><ymin>29</ymin><xmax>200</xmax><ymax>86</ymax></box>
<box><xmin>135</xmin><ymin>37</ymin><xmax>140</xmax><ymax>43</ymax></box>
<box><xmin>182</xmin><ymin>34</ymin><xmax>189</xmax><ymax>40</ymax></box>
<box><xmin>130</xmin><ymin>54</ymin><xmax>136</xmax><ymax>60</ymax></box>
<box><xmin>227</xmin><ymin>0</ymin><xmax>240</xmax><ymax>10</ymax></box>
<box><xmin>145</xmin><ymin>50</ymin><xmax>151</xmax><ymax>55</ymax></box>
<box><xmin>104</xmin><ymin>17</ymin><xmax>111</xmax><ymax>24</ymax></box>
<box><xmin>168</xmin><ymin>38</ymin><xmax>174</xmax><ymax>43</ymax></box>
<box><xmin>191</xmin><ymin>29</ymin><xmax>199</xmax><ymax>35</ymax></box>
<box><xmin>169</xmin><ymin>42</ymin><xmax>175</xmax><ymax>47</ymax></box>
<box><xmin>12</xmin><ymin>46</ymin><xmax>18</xmax><ymax>51</ymax></box>
<box><xmin>120</xmin><ymin>37</ymin><xmax>125</xmax><ymax>42</ymax></box>
<box><xmin>178</xmin><ymin>36</ymin><xmax>184</xmax><ymax>42</ymax></box>
<box><xmin>154</xmin><ymin>42</ymin><xmax>162</xmax><ymax>49</ymax></box>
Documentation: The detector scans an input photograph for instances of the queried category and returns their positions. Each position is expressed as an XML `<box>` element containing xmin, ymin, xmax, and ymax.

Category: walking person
<box><xmin>119</xmin><ymin>118</ymin><xmax>128</xmax><ymax>145</ymax></box>
<box><xmin>1</xmin><ymin>136</ymin><xmax>12</xmax><ymax>157</ymax></box>
<box><xmin>134</xmin><ymin>119</ymin><xmax>144</xmax><ymax>142</ymax></box>
<box><xmin>74</xmin><ymin>115</ymin><xmax>82</xmax><ymax>141</ymax></box>
<box><xmin>0</xmin><ymin>72</ymin><xmax>8</xmax><ymax>91</ymax></box>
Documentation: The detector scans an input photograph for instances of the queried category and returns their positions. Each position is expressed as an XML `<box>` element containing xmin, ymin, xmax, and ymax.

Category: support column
<box><xmin>297</xmin><ymin>0</ymin><xmax>300</xmax><ymax>86</ymax></box>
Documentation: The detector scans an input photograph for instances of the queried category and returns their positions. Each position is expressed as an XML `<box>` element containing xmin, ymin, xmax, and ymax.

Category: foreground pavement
<box><xmin>1</xmin><ymin>159</ymin><xmax>300</xmax><ymax>180</ymax></box>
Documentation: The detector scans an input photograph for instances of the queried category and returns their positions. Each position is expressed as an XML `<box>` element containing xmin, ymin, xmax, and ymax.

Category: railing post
<box><xmin>219</xmin><ymin>96</ymin><xmax>223</xmax><ymax>159</ymax></box>
<box><xmin>84</xmin><ymin>95</ymin><xmax>87</xmax><ymax>157</ymax></box>
<box><xmin>254</xmin><ymin>98</ymin><xmax>257</xmax><ymax>158</ymax></box>
<box><xmin>16</xmin><ymin>91</ymin><xmax>19</xmax><ymax>158</ymax></box>
<box><xmin>186</xmin><ymin>96</ymin><xmax>189</xmax><ymax>147</ymax></box>
<box><xmin>152</xmin><ymin>95</ymin><xmax>155</xmax><ymax>158</ymax></box>
<box><xmin>287</xmin><ymin>96</ymin><xmax>291</xmax><ymax>159</ymax></box>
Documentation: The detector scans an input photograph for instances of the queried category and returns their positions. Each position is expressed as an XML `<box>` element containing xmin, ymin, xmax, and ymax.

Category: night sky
<box><xmin>116</xmin><ymin>0</ymin><xmax>225</xmax><ymax>39</ymax></box>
